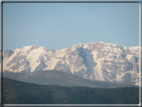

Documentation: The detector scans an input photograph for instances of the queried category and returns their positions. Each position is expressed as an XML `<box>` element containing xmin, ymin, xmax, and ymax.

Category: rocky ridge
<box><xmin>1</xmin><ymin>42</ymin><xmax>141</xmax><ymax>85</ymax></box>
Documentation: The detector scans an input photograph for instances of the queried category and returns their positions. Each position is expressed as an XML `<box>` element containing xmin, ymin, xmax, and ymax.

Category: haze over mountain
<box><xmin>2</xmin><ymin>42</ymin><xmax>140</xmax><ymax>85</ymax></box>
<box><xmin>3</xmin><ymin>70</ymin><xmax>135</xmax><ymax>88</ymax></box>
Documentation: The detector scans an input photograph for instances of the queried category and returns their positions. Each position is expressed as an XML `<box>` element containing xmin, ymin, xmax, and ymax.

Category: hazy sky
<box><xmin>3</xmin><ymin>2</ymin><xmax>139</xmax><ymax>50</ymax></box>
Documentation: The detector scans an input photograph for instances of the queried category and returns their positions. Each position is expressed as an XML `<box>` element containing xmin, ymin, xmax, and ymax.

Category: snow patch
<box><xmin>21</xmin><ymin>46</ymin><xmax>32</xmax><ymax>52</ymax></box>
<box><xmin>126</xmin><ymin>54</ymin><xmax>133</xmax><ymax>60</ymax></box>
<box><xmin>92</xmin><ymin>51</ymin><xmax>98</xmax><ymax>60</ymax></box>
<box><xmin>43</xmin><ymin>57</ymin><xmax>61</xmax><ymax>70</ymax></box>
<box><xmin>129</xmin><ymin>46</ymin><xmax>139</xmax><ymax>50</ymax></box>
<box><xmin>83</xmin><ymin>49</ymin><xmax>96</xmax><ymax>73</ymax></box>
<box><xmin>93</xmin><ymin>59</ymin><xmax>105</xmax><ymax>81</ymax></box>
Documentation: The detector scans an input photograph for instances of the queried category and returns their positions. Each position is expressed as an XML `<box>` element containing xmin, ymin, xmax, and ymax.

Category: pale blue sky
<box><xmin>3</xmin><ymin>2</ymin><xmax>139</xmax><ymax>50</ymax></box>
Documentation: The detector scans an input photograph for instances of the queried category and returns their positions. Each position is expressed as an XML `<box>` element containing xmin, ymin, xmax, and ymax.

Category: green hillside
<box><xmin>3</xmin><ymin>78</ymin><xmax>139</xmax><ymax>104</ymax></box>
<box><xmin>3</xmin><ymin>70</ymin><xmax>135</xmax><ymax>88</ymax></box>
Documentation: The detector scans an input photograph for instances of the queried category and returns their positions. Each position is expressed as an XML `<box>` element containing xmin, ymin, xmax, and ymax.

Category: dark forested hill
<box><xmin>3</xmin><ymin>78</ymin><xmax>139</xmax><ymax>104</ymax></box>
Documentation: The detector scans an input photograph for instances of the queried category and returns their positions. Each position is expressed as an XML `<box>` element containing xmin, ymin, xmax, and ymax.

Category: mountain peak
<box><xmin>2</xmin><ymin>42</ymin><xmax>140</xmax><ymax>86</ymax></box>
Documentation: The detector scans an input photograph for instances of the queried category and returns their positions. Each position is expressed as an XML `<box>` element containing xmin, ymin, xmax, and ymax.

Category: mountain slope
<box><xmin>2</xmin><ymin>42</ymin><xmax>141</xmax><ymax>85</ymax></box>
<box><xmin>3</xmin><ymin>70</ymin><xmax>135</xmax><ymax>88</ymax></box>
<box><xmin>3</xmin><ymin>78</ymin><xmax>139</xmax><ymax>104</ymax></box>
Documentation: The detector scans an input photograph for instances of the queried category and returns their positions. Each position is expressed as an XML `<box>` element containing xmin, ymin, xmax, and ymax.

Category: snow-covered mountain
<box><xmin>1</xmin><ymin>42</ymin><xmax>141</xmax><ymax>85</ymax></box>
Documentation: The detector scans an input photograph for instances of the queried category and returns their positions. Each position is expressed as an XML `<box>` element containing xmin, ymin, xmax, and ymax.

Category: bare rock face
<box><xmin>3</xmin><ymin>50</ymin><xmax>14</xmax><ymax>58</ymax></box>
<box><xmin>122</xmin><ymin>73</ymin><xmax>132</xmax><ymax>84</ymax></box>
<box><xmin>2</xmin><ymin>42</ymin><xmax>141</xmax><ymax>85</ymax></box>
<box><xmin>86</xmin><ymin>43</ymin><xmax>96</xmax><ymax>51</ymax></box>
<box><xmin>35</xmin><ymin>59</ymin><xmax>47</xmax><ymax>71</ymax></box>
<box><xmin>54</xmin><ymin>61</ymin><xmax>71</xmax><ymax>73</ymax></box>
